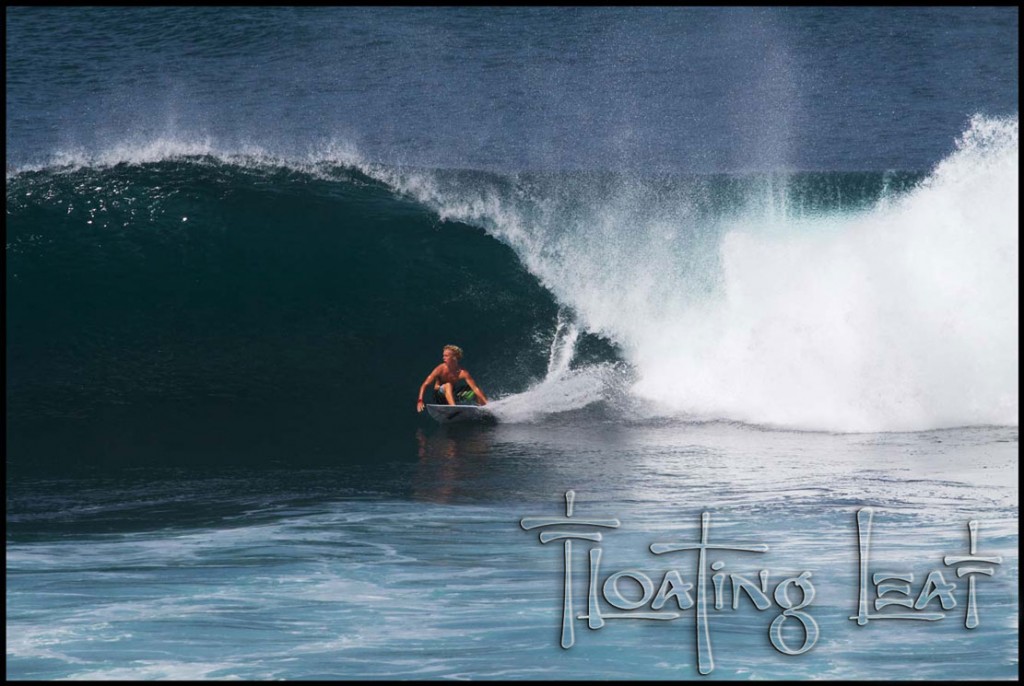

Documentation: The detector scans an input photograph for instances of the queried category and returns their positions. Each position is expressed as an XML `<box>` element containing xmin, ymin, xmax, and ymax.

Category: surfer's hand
<box><xmin>416</xmin><ymin>398</ymin><xmax>424</xmax><ymax>412</ymax></box>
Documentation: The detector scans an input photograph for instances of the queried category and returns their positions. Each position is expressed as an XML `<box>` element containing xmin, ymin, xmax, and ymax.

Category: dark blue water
<box><xmin>6</xmin><ymin>7</ymin><xmax>1018</xmax><ymax>680</ymax></box>
<box><xmin>6</xmin><ymin>7</ymin><xmax>1018</xmax><ymax>172</ymax></box>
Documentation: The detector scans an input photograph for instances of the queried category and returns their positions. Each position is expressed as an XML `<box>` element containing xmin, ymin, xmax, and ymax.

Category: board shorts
<box><xmin>434</xmin><ymin>381</ymin><xmax>475</xmax><ymax>404</ymax></box>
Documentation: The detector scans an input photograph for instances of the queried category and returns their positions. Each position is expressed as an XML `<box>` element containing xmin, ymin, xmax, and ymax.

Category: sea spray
<box><xmin>355</xmin><ymin>116</ymin><xmax>1018</xmax><ymax>432</ymax></box>
<box><xmin>632</xmin><ymin>115</ymin><xmax>1018</xmax><ymax>431</ymax></box>
<box><xmin>8</xmin><ymin>117</ymin><xmax>1017</xmax><ymax>432</ymax></box>
<box><xmin>546</xmin><ymin>309</ymin><xmax>581</xmax><ymax>379</ymax></box>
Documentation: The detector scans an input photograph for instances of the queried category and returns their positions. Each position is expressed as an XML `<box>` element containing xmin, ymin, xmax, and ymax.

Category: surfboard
<box><xmin>424</xmin><ymin>403</ymin><xmax>493</xmax><ymax>424</ymax></box>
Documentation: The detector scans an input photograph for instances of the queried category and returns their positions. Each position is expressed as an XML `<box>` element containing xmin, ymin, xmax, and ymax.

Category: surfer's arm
<box><xmin>416</xmin><ymin>367</ymin><xmax>441</xmax><ymax>412</ymax></box>
<box><xmin>463</xmin><ymin>371</ymin><xmax>488</xmax><ymax>405</ymax></box>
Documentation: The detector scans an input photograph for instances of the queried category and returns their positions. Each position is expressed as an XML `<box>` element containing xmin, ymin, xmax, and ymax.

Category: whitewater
<box><xmin>7</xmin><ymin>7</ymin><xmax>1018</xmax><ymax>681</ymax></box>
<box><xmin>15</xmin><ymin>114</ymin><xmax>1015</xmax><ymax>433</ymax></box>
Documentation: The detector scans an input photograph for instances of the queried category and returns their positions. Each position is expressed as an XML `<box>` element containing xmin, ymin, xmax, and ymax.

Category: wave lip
<box><xmin>346</xmin><ymin>115</ymin><xmax>1018</xmax><ymax>433</ymax></box>
<box><xmin>7</xmin><ymin>115</ymin><xmax>1019</xmax><ymax>434</ymax></box>
<box><xmin>5</xmin><ymin>155</ymin><xmax>567</xmax><ymax>464</ymax></box>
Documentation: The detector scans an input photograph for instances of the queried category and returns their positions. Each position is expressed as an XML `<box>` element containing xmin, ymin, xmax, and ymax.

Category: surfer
<box><xmin>416</xmin><ymin>345</ymin><xmax>489</xmax><ymax>412</ymax></box>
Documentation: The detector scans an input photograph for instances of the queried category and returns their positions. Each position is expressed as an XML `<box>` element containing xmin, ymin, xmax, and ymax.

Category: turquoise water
<box><xmin>8</xmin><ymin>424</ymin><xmax>1018</xmax><ymax>679</ymax></box>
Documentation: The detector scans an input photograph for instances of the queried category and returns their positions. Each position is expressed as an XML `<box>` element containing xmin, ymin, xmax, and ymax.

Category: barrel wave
<box><xmin>357</xmin><ymin>115</ymin><xmax>1018</xmax><ymax>433</ymax></box>
<box><xmin>6</xmin><ymin>159</ymin><xmax>582</xmax><ymax>469</ymax></box>
<box><xmin>6</xmin><ymin>115</ymin><xmax>1018</xmax><ymax>470</ymax></box>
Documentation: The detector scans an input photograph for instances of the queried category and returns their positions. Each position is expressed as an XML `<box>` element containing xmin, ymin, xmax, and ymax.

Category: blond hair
<box><xmin>443</xmin><ymin>344</ymin><xmax>463</xmax><ymax>360</ymax></box>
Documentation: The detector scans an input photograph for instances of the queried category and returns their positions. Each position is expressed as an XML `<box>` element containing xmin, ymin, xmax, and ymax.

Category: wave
<box><xmin>6</xmin><ymin>115</ymin><xmax>1018</xmax><ymax>448</ymax></box>
<box><xmin>349</xmin><ymin>116</ymin><xmax>1018</xmax><ymax>432</ymax></box>
<box><xmin>6</xmin><ymin>157</ymin><xmax>611</xmax><ymax>467</ymax></box>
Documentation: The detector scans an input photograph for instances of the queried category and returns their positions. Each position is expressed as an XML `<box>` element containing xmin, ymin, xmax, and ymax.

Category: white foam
<box><xmin>631</xmin><ymin>115</ymin><xmax>1018</xmax><ymax>431</ymax></box>
<box><xmin>369</xmin><ymin>116</ymin><xmax>1018</xmax><ymax>432</ymax></box>
<box><xmin>487</xmin><ymin>364</ymin><xmax>619</xmax><ymax>423</ymax></box>
<box><xmin>11</xmin><ymin>117</ymin><xmax>1017</xmax><ymax>432</ymax></box>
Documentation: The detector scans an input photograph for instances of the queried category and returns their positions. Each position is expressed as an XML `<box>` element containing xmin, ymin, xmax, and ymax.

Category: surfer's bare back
<box><xmin>416</xmin><ymin>345</ymin><xmax>489</xmax><ymax>412</ymax></box>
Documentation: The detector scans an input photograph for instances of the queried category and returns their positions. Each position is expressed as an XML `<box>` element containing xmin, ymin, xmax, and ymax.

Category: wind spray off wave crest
<box><xmin>14</xmin><ymin>117</ymin><xmax>1016</xmax><ymax>433</ymax></box>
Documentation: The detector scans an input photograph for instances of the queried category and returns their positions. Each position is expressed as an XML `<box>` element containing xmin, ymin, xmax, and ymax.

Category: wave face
<box><xmin>5</xmin><ymin>116</ymin><xmax>1019</xmax><ymax>464</ymax></box>
<box><xmin>356</xmin><ymin>115</ymin><xmax>1019</xmax><ymax>432</ymax></box>
<box><xmin>5</xmin><ymin>158</ymin><xmax>607</xmax><ymax>466</ymax></box>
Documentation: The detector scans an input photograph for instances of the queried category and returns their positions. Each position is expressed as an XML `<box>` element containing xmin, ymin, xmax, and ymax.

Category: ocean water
<box><xmin>6</xmin><ymin>7</ymin><xmax>1019</xmax><ymax>680</ymax></box>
